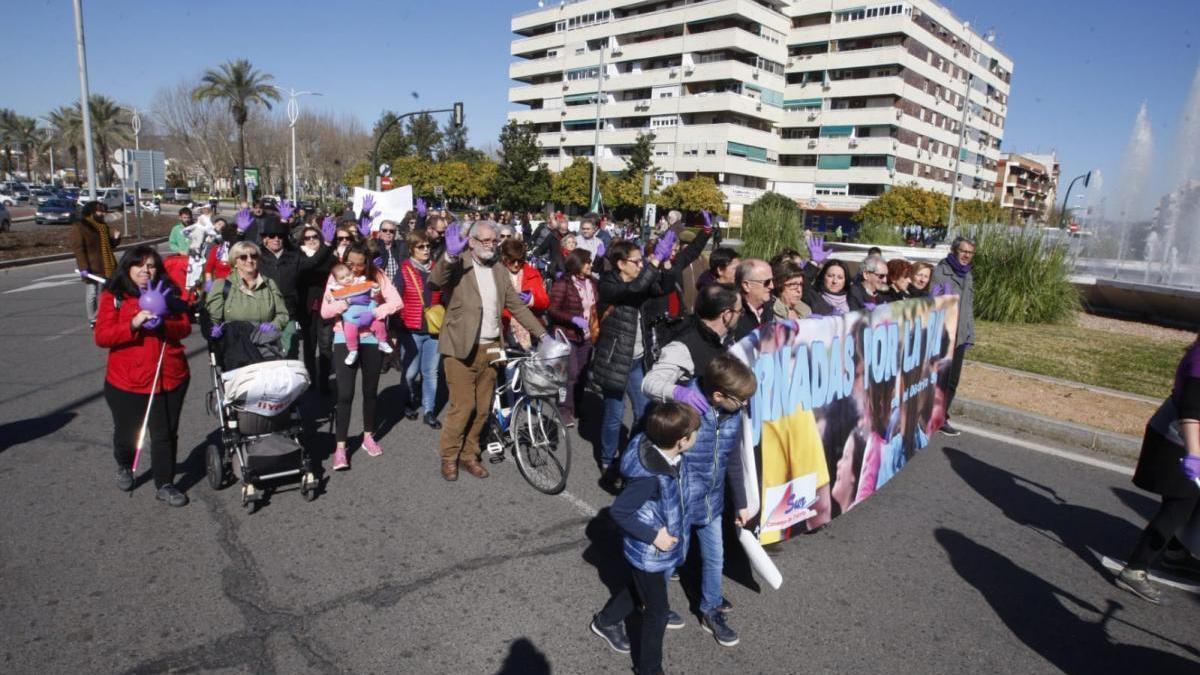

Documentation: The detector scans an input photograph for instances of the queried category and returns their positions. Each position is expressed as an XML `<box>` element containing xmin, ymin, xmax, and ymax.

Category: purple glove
<box><xmin>278</xmin><ymin>200</ymin><xmax>294</xmax><ymax>221</ymax></box>
<box><xmin>321</xmin><ymin>216</ymin><xmax>337</xmax><ymax>243</ymax></box>
<box><xmin>203</xmin><ymin>279</ymin><xmax>213</xmax><ymax>294</ymax></box>
<box><xmin>347</xmin><ymin>292</ymin><xmax>371</xmax><ymax>306</ymax></box>
<box><xmin>863</xmin><ymin>302</ymin><xmax>877</xmax><ymax>311</ymax></box>
<box><xmin>373</xmin><ymin>257</ymin><xmax>384</xmax><ymax>268</ymax></box>
<box><xmin>361</xmin><ymin>194</ymin><xmax>375</xmax><ymax>216</ymax></box>
<box><xmin>358</xmin><ymin>216</ymin><xmax>373</xmax><ymax>238</ymax></box>
<box><xmin>444</xmin><ymin>222</ymin><xmax>468</xmax><ymax>257</ymax></box>
<box><xmin>79</xmin><ymin>268</ymin><xmax>91</xmax><ymax>282</ymax></box>
<box><xmin>142</xmin><ymin>315</ymin><xmax>162</xmax><ymax>330</ymax></box>
<box><xmin>354</xmin><ymin>311</ymin><xmax>375</xmax><ymax>328</ymax></box>
<box><xmin>518</xmin><ymin>290</ymin><xmax>533</xmax><ymax>304</ymax></box>
<box><xmin>653</xmin><ymin>230</ymin><xmax>677</xmax><ymax>262</ymax></box>
<box><xmin>1182</xmin><ymin>455</ymin><xmax>1200</xmax><ymax>481</ymax></box>
<box><xmin>674</xmin><ymin>385</ymin><xmax>710</xmax><ymax>415</ymax></box>
<box><xmin>258</xmin><ymin>322</ymin><xmax>277</xmax><ymax>334</ymax></box>
<box><xmin>570</xmin><ymin>316</ymin><xmax>589</xmax><ymax>332</ymax></box>
<box><xmin>700</xmin><ymin>209</ymin><xmax>713</xmax><ymax>233</ymax></box>
<box><xmin>209</xmin><ymin>322</ymin><xmax>225</xmax><ymax>339</ymax></box>
<box><xmin>235</xmin><ymin>208</ymin><xmax>252</xmax><ymax>233</ymax></box>
<box><xmin>415</xmin><ymin>197</ymin><xmax>427</xmax><ymax>218</ymax></box>
<box><xmin>138</xmin><ymin>279</ymin><xmax>171</xmax><ymax>318</ymax></box>
<box><xmin>596</xmin><ymin>241</ymin><xmax>606</xmax><ymax>259</ymax></box>
<box><xmin>807</xmin><ymin>236</ymin><xmax>830</xmax><ymax>264</ymax></box>
<box><xmin>931</xmin><ymin>281</ymin><xmax>955</xmax><ymax>297</ymax></box>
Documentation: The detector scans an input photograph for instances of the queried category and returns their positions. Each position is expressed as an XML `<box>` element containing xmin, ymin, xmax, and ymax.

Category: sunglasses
<box><xmin>336</xmin><ymin>236</ymin><xmax>352</xmax><ymax>241</ymax></box>
<box><xmin>748</xmin><ymin>278</ymin><xmax>774</xmax><ymax>287</ymax></box>
<box><xmin>413</xmin><ymin>243</ymin><xmax>430</xmax><ymax>250</ymax></box>
<box><xmin>237</xmin><ymin>253</ymin><xmax>260</xmax><ymax>261</ymax></box>
<box><xmin>303</xmin><ymin>234</ymin><xmax>320</xmax><ymax>241</ymax></box>
<box><xmin>263</xmin><ymin>233</ymin><xmax>282</xmax><ymax>239</ymax></box>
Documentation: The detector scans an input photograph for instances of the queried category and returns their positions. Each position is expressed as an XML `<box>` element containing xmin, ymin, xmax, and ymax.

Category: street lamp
<box><xmin>124</xmin><ymin>106</ymin><xmax>141</xmax><ymax>216</ymax></box>
<box><xmin>370</xmin><ymin>102</ymin><xmax>463</xmax><ymax>192</ymax></box>
<box><xmin>1057</xmin><ymin>170</ymin><xmax>1091</xmax><ymax>229</ymax></box>
<box><xmin>272</xmin><ymin>86</ymin><xmax>323</xmax><ymax>201</ymax></box>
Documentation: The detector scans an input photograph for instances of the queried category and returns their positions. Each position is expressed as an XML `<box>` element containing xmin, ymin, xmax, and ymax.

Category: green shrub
<box><xmin>740</xmin><ymin>192</ymin><xmax>802</xmax><ymax>260</ymax></box>
<box><xmin>855</xmin><ymin>221</ymin><xmax>905</xmax><ymax>245</ymax></box>
<box><xmin>967</xmin><ymin>225</ymin><xmax>1080</xmax><ymax>324</ymax></box>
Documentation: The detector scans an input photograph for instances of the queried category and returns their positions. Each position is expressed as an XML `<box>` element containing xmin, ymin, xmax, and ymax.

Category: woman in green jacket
<box><xmin>205</xmin><ymin>240</ymin><xmax>289</xmax><ymax>331</ymax></box>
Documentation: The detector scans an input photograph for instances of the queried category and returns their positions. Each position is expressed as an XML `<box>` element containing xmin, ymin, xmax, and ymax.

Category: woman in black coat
<box><xmin>1116</xmin><ymin>337</ymin><xmax>1200</xmax><ymax>603</ymax></box>
<box><xmin>296</xmin><ymin>223</ymin><xmax>336</xmax><ymax>392</ymax></box>
<box><xmin>803</xmin><ymin>260</ymin><xmax>862</xmax><ymax>316</ymax></box>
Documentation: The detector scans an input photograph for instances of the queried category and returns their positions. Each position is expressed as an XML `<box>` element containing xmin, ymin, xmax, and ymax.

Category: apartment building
<box><xmin>508</xmin><ymin>0</ymin><xmax>1013</xmax><ymax>230</ymax></box>
<box><xmin>995</xmin><ymin>152</ymin><xmax>1058</xmax><ymax>224</ymax></box>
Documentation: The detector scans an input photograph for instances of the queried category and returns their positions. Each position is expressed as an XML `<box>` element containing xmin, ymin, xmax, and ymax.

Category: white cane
<box><xmin>131</xmin><ymin>341</ymin><xmax>169</xmax><ymax>474</ymax></box>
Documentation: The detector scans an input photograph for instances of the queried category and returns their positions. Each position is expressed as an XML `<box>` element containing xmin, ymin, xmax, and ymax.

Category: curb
<box><xmin>966</xmin><ymin>361</ymin><xmax>1160</xmax><ymax>405</ymax></box>
<box><xmin>0</xmin><ymin>236</ymin><xmax>169</xmax><ymax>270</ymax></box>
<box><xmin>952</xmin><ymin>396</ymin><xmax>1141</xmax><ymax>462</ymax></box>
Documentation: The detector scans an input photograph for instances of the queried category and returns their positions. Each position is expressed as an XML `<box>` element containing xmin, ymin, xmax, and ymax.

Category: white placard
<box><xmin>352</xmin><ymin>185</ymin><xmax>414</xmax><ymax>233</ymax></box>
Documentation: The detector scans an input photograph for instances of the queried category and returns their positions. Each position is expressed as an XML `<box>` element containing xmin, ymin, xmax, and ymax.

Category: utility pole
<box><xmin>946</xmin><ymin>74</ymin><xmax>973</xmax><ymax>232</ymax></box>
<box><xmin>72</xmin><ymin>0</ymin><xmax>98</xmax><ymax>201</ymax></box>
<box><xmin>273</xmin><ymin>86</ymin><xmax>322</xmax><ymax>201</ymax></box>
<box><xmin>589</xmin><ymin>42</ymin><xmax>606</xmax><ymax>213</ymax></box>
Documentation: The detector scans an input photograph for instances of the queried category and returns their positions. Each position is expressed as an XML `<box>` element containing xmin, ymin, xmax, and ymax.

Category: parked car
<box><xmin>0</xmin><ymin>203</ymin><xmax>10</xmax><ymax>232</ymax></box>
<box><xmin>0</xmin><ymin>192</ymin><xmax>16</xmax><ymax>206</ymax></box>
<box><xmin>32</xmin><ymin>189</ymin><xmax>55</xmax><ymax>205</ymax></box>
<box><xmin>166</xmin><ymin>187</ymin><xmax>192</xmax><ymax>202</ymax></box>
<box><xmin>77</xmin><ymin>187</ymin><xmax>124</xmax><ymax>211</ymax></box>
<box><xmin>35</xmin><ymin>198</ymin><xmax>79</xmax><ymax>225</ymax></box>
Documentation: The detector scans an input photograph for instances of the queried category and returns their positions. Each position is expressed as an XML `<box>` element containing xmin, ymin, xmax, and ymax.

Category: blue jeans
<box><xmin>600</xmin><ymin>359</ymin><xmax>649</xmax><ymax>467</ymax></box>
<box><xmin>694</xmin><ymin>517</ymin><xmax>725</xmax><ymax>614</ymax></box>
<box><xmin>400</xmin><ymin>332</ymin><xmax>440</xmax><ymax>415</ymax></box>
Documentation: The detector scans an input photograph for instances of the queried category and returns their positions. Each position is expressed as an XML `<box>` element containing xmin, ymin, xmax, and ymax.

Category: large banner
<box><xmin>731</xmin><ymin>296</ymin><xmax>960</xmax><ymax>544</ymax></box>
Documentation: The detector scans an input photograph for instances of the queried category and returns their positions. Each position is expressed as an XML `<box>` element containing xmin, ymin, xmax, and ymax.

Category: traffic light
<box><xmin>453</xmin><ymin>102</ymin><xmax>464</xmax><ymax>129</ymax></box>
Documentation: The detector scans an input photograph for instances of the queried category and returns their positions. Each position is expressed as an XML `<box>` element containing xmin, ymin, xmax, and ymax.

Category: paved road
<box><xmin>1</xmin><ymin>256</ymin><xmax>1198</xmax><ymax>674</ymax></box>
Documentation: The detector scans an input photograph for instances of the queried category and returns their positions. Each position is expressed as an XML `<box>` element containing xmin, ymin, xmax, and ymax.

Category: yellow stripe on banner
<box><xmin>759</xmin><ymin>410</ymin><xmax>829</xmax><ymax>545</ymax></box>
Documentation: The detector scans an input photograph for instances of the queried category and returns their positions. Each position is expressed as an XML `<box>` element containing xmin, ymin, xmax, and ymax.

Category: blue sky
<box><xmin>3</xmin><ymin>0</ymin><xmax>1198</xmax><ymax>213</ymax></box>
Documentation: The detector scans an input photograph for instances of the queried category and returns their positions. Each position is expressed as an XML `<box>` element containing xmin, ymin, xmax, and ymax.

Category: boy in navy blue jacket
<box><xmin>678</xmin><ymin>353</ymin><xmax>757</xmax><ymax>647</ymax></box>
<box><xmin>591</xmin><ymin>401</ymin><xmax>701</xmax><ymax>675</ymax></box>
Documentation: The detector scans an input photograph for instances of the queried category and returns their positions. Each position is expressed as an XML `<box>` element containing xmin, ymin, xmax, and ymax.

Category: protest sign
<box><xmin>351</xmin><ymin>185</ymin><xmax>413</xmax><ymax>233</ymax></box>
<box><xmin>731</xmin><ymin>296</ymin><xmax>960</xmax><ymax>545</ymax></box>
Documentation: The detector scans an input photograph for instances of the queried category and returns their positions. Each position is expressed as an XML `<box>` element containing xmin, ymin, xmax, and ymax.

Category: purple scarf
<box><xmin>945</xmin><ymin>254</ymin><xmax>972</xmax><ymax>278</ymax></box>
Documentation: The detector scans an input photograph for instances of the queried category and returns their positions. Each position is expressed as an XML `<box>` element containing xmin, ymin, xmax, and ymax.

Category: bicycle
<box><xmin>482</xmin><ymin>348</ymin><xmax>572</xmax><ymax>495</ymax></box>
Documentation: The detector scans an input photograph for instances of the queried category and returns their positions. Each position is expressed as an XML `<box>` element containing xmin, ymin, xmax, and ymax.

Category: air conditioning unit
<box><xmin>807</xmin><ymin>140</ymin><xmax>818</xmax><ymax>148</ymax></box>
<box><xmin>895</xmin><ymin>109</ymin><xmax>903</xmax><ymax>119</ymax></box>
<box><xmin>756</xmin><ymin>102</ymin><xmax>762</xmax><ymax>111</ymax></box>
<box><xmin>669</xmin><ymin>68</ymin><xmax>678</xmax><ymax>77</ymax></box>
<box><xmin>684</xmin><ymin>67</ymin><xmax>694</xmax><ymax>75</ymax></box>
<box><xmin>562</xmin><ymin>84</ymin><xmax>570</xmax><ymax>90</ymax></box>
<box><xmin>753</xmin><ymin>69</ymin><xmax>760</xmax><ymax>79</ymax></box>
<box><xmin>787</xmin><ymin>58</ymin><xmax>795</xmax><ymax>67</ymax></box>
<box><xmin>560</xmin><ymin>134</ymin><xmax>567</xmax><ymax>141</ymax></box>
<box><xmin>892</xmin><ymin>140</ymin><xmax>899</xmax><ymax>151</ymax></box>
<box><xmin>807</xmin><ymin>111</ymin><xmax>819</xmax><ymax>121</ymax></box>
<box><xmin>610</xmin><ymin>47</ymin><xmax>623</xmax><ymax>57</ymax></box>
<box><xmin>821</xmin><ymin>81</ymin><xmax>831</xmax><ymax>90</ymax></box>
<box><xmin>560</xmin><ymin>110</ymin><xmax>567</xmax><ymax>116</ymax></box>
<box><xmin>889</xmin><ymin>170</ymin><xmax>896</xmax><ymax>178</ymax></box>
<box><xmin>848</xmin><ymin>139</ymin><xmax>859</xmax><ymax>148</ymax></box>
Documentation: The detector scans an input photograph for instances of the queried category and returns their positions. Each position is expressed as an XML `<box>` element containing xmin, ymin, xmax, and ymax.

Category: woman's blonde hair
<box><xmin>228</xmin><ymin>240</ymin><xmax>260</xmax><ymax>263</ymax></box>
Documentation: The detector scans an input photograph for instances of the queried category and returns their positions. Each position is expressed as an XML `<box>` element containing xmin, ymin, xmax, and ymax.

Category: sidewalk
<box><xmin>955</xmin><ymin>361</ymin><xmax>1151</xmax><ymax>461</ymax></box>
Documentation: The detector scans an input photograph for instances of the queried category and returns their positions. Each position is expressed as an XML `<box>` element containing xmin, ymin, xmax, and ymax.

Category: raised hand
<box><xmin>652</xmin><ymin>229</ymin><xmax>677</xmax><ymax>263</ymax></box>
<box><xmin>358</xmin><ymin>215</ymin><xmax>373</xmax><ymax>238</ymax></box>
<box><xmin>674</xmin><ymin>385</ymin><xmax>710</xmax><ymax>415</ymax></box>
<box><xmin>278</xmin><ymin>200</ymin><xmax>294</xmax><ymax>221</ymax></box>
<box><xmin>807</xmin><ymin>236</ymin><xmax>830</xmax><ymax>265</ymax></box>
<box><xmin>518</xmin><ymin>290</ymin><xmax>533</xmax><ymax>305</ymax></box>
<box><xmin>700</xmin><ymin>209</ymin><xmax>713</xmax><ymax>233</ymax></box>
<box><xmin>360</xmin><ymin>194</ymin><xmax>376</xmax><ymax>217</ymax></box>
<box><xmin>78</xmin><ymin>268</ymin><xmax>91</xmax><ymax>283</ymax></box>
<box><xmin>415</xmin><ymin>197</ymin><xmax>427</xmax><ymax>218</ymax></box>
<box><xmin>235</xmin><ymin>208</ymin><xmax>252</xmax><ymax>233</ymax></box>
<box><xmin>595</xmin><ymin>241</ymin><xmax>606</xmax><ymax>259</ymax></box>
<box><xmin>321</xmin><ymin>216</ymin><xmax>337</xmax><ymax>243</ymax></box>
<box><xmin>444</xmin><ymin>222</ymin><xmax>468</xmax><ymax>257</ymax></box>
<box><xmin>373</xmin><ymin>257</ymin><xmax>384</xmax><ymax>269</ymax></box>
<box><xmin>931</xmin><ymin>281</ymin><xmax>955</xmax><ymax>297</ymax></box>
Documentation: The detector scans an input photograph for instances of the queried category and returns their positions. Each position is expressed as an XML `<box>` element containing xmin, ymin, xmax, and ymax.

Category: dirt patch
<box><xmin>959</xmin><ymin>362</ymin><xmax>1156</xmax><ymax>437</ymax></box>
<box><xmin>1076</xmin><ymin>312</ymin><xmax>1195</xmax><ymax>342</ymax></box>
<box><xmin>0</xmin><ymin>214</ymin><xmax>177</xmax><ymax>261</ymax></box>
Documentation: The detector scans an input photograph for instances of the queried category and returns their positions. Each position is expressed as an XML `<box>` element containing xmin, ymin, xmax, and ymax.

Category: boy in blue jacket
<box><xmin>591</xmin><ymin>401</ymin><xmax>701</xmax><ymax>675</ymax></box>
<box><xmin>680</xmin><ymin>353</ymin><xmax>757</xmax><ymax>647</ymax></box>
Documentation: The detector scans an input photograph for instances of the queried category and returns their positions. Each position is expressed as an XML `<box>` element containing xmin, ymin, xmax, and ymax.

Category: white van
<box><xmin>77</xmin><ymin>188</ymin><xmax>124</xmax><ymax>210</ymax></box>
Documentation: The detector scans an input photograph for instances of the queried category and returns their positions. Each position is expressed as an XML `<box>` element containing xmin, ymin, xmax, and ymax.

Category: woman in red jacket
<box><xmin>95</xmin><ymin>245</ymin><xmax>192</xmax><ymax>507</ymax></box>
<box><xmin>499</xmin><ymin>238</ymin><xmax>549</xmax><ymax>351</ymax></box>
<box><xmin>396</xmin><ymin>230</ymin><xmax>444</xmax><ymax>428</ymax></box>
<box><xmin>547</xmin><ymin>248</ymin><xmax>598</xmax><ymax>426</ymax></box>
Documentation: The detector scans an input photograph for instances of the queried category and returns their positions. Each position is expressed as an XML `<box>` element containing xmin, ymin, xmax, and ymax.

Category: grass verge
<box><xmin>969</xmin><ymin>319</ymin><xmax>1189</xmax><ymax>399</ymax></box>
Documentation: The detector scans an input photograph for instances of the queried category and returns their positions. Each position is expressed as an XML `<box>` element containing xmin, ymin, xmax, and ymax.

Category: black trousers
<box><xmin>1127</xmin><ymin>494</ymin><xmax>1199</xmax><ymax>570</ymax></box>
<box><xmin>942</xmin><ymin>343</ymin><xmax>968</xmax><ymax>416</ymax></box>
<box><xmin>104</xmin><ymin>379</ymin><xmax>189</xmax><ymax>488</ymax></box>
<box><xmin>596</xmin><ymin>563</ymin><xmax>670</xmax><ymax>674</ymax></box>
<box><xmin>300</xmin><ymin>310</ymin><xmax>330</xmax><ymax>389</ymax></box>
<box><xmin>333</xmin><ymin>343</ymin><xmax>381</xmax><ymax>443</ymax></box>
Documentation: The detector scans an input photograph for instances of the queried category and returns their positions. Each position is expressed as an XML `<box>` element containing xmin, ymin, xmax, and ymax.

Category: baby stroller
<box><xmin>203</xmin><ymin>320</ymin><xmax>319</xmax><ymax>512</ymax></box>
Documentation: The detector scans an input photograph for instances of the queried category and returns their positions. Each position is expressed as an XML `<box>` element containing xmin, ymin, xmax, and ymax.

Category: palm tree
<box><xmin>192</xmin><ymin>59</ymin><xmax>280</xmax><ymax>200</ymax></box>
<box><xmin>0</xmin><ymin>109</ymin><xmax>17</xmax><ymax>178</ymax></box>
<box><xmin>7</xmin><ymin>115</ymin><xmax>39</xmax><ymax>181</ymax></box>
<box><xmin>83</xmin><ymin>95</ymin><xmax>133</xmax><ymax>185</ymax></box>
<box><xmin>45</xmin><ymin>105</ymin><xmax>83</xmax><ymax>185</ymax></box>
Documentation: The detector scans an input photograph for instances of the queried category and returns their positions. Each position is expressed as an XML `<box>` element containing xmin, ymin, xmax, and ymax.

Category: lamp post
<box><xmin>72</xmin><ymin>0</ymin><xmax>98</xmax><ymax>201</ymax></box>
<box><xmin>370</xmin><ymin>103</ymin><xmax>463</xmax><ymax>192</ymax></box>
<box><xmin>1057</xmin><ymin>170</ymin><xmax>1091</xmax><ymax>229</ymax></box>
<box><xmin>272</xmin><ymin>86</ymin><xmax>323</xmax><ymax>201</ymax></box>
<box><xmin>124</xmin><ymin>106</ymin><xmax>141</xmax><ymax>217</ymax></box>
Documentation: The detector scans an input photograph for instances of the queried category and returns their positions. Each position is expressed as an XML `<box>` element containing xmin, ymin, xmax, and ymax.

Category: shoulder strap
<box><xmin>404</xmin><ymin>264</ymin><xmax>425</xmax><ymax>309</ymax></box>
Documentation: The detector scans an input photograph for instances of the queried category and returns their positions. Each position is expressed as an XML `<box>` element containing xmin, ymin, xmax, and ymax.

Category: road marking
<box><xmin>3</xmin><ymin>279</ymin><xmax>78</xmax><ymax>294</ymax></box>
<box><xmin>559</xmin><ymin>489</ymin><xmax>599</xmax><ymax>517</ymax></box>
<box><xmin>954</xmin><ymin>421</ymin><xmax>1134</xmax><ymax>475</ymax></box>
<box><xmin>45</xmin><ymin>325</ymin><xmax>85</xmax><ymax>342</ymax></box>
<box><xmin>1099</xmin><ymin>555</ymin><xmax>1200</xmax><ymax>594</ymax></box>
<box><xmin>35</xmin><ymin>272</ymin><xmax>80</xmax><ymax>282</ymax></box>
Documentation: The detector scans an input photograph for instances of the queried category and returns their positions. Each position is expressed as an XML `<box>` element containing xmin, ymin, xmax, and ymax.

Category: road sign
<box><xmin>644</xmin><ymin>203</ymin><xmax>657</xmax><ymax>227</ymax></box>
<box><xmin>380</xmin><ymin>176</ymin><xmax>393</xmax><ymax>190</ymax></box>
<box><xmin>433</xmin><ymin>185</ymin><xmax>444</xmax><ymax>196</ymax></box>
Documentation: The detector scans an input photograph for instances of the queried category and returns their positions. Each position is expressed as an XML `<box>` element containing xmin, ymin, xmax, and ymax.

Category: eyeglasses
<box><xmin>237</xmin><ymin>253</ymin><xmax>260</xmax><ymax>261</ymax></box>
<box><xmin>473</xmin><ymin>237</ymin><xmax>497</xmax><ymax>246</ymax></box>
<box><xmin>336</xmin><ymin>235</ymin><xmax>352</xmax><ymax>242</ymax></box>
<box><xmin>412</xmin><ymin>243</ymin><xmax>430</xmax><ymax>250</ymax></box>
<box><xmin>723</xmin><ymin>394</ymin><xmax>748</xmax><ymax>410</ymax></box>
<box><xmin>747</xmin><ymin>278</ymin><xmax>774</xmax><ymax>288</ymax></box>
<box><xmin>624</xmin><ymin>257</ymin><xmax>644</xmax><ymax>266</ymax></box>
<box><xmin>782</xmin><ymin>281</ymin><xmax>804</xmax><ymax>291</ymax></box>
<box><xmin>263</xmin><ymin>233</ymin><xmax>282</xmax><ymax>239</ymax></box>
<box><xmin>380</xmin><ymin>228</ymin><xmax>397</xmax><ymax>234</ymax></box>
<box><xmin>303</xmin><ymin>234</ymin><xmax>320</xmax><ymax>241</ymax></box>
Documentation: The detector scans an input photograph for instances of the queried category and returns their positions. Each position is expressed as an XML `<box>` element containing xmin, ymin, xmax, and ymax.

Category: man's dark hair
<box><xmin>709</xmin><ymin>247</ymin><xmax>739</xmax><ymax>274</ymax></box>
<box><xmin>694</xmin><ymin>283</ymin><xmax>738</xmax><ymax>320</ymax></box>
<box><xmin>866</xmin><ymin>246</ymin><xmax>883</xmax><ymax>257</ymax></box>
<box><xmin>580</xmin><ymin>212</ymin><xmax>598</xmax><ymax>226</ymax></box>
<box><xmin>606</xmin><ymin>240</ymin><xmax>640</xmax><ymax>267</ymax></box>
<box><xmin>106</xmin><ymin>245</ymin><xmax>179</xmax><ymax>299</ymax></box>
<box><xmin>951</xmin><ymin>235</ymin><xmax>976</xmax><ymax>252</ymax></box>
<box><xmin>644</xmin><ymin>401</ymin><xmax>701</xmax><ymax>449</ymax></box>
<box><xmin>564</xmin><ymin>248</ymin><xmax>592</xmax><ymax>276</ymax></box>
<box><xmin>179</xmin><ymin>207</ymin><xmax>192</xmax><ymax>217</ymax></box>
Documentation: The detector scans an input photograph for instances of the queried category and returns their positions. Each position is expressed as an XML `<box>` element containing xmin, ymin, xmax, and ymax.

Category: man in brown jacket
<box><xmin>430</xmin><ymin>219</ymin><xmax>551</xmax><ymax>481</ymax></box>
<box><xmin>70</xmin><ymin>201</ymin><xmax>120</xmax><ymax>327</ymax></box>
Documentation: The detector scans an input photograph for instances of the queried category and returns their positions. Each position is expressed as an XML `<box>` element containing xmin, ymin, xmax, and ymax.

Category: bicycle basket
<box><xmin>519</xmin><ymin>357</ymin><xmax>567</xmax><ymax>397</ymax></box>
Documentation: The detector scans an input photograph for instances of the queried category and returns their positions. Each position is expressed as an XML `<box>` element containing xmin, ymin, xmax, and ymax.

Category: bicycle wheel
<box><xmin>510</xmin><ymin>396</ymin><xmax>571</xmax><ymax>494</ymax></box>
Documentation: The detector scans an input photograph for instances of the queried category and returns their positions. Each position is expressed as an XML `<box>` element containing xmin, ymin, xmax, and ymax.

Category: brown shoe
<box><xmin>441</xmin><ymin>459</ymin><xmax>459</xmax><ymax>481</ymax></box>
<box><xmin>460</xmin><ymin>459</ymin><xmax>490</xmax><ymax>479</ymax></box>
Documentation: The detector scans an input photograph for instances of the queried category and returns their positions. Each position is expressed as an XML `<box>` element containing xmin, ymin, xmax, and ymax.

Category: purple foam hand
<box><xmin>354</xmin><ymin>311</ymin><xmax>375</xmax><ymax>328</ymax></box>
<box><xmin>674</xmin><ymin>385</ymin><xmax>710</xmax><ymax>415</ymax></box>
<box><xmin>700</xmin><ymin>209</ymin><xmax>713</xmax><ymax>232</ymax></box>
<box><xmin>1182</xmin><ymin>455</ymin><xmax>1200</xmax><ymax>481</ymax></box>
<box><xmin>518</xmin><ymin>290</ymin><xmax>533</xmax><ymax>305</ymax></box>
<box><xmin>235</xmin><ymin>208</ymin><xmax>252</xmax><ymax>233</ymax></box>
<box><xmin>570</xmin><ymin>316</ymin><xmax>589</xmax><ymax>331</ymax></box>
<box><xmin>203</xmin><ymin>279</ymin><xmax>213</xmax><ymax>294</ymax></box>
<box><xmin>807</xmin><ymin>236</ymin><xmax>830</xmax><ymax>264</ymax></box>
<box><xmin>863</xmin><ymin>302</ymin><xmax>877</xmax><ymax>311</ymax></box>
<box><xmin>444</xmin><ymin>222</ymin><xmax>468</xmax><ymax>257</ymax></box>
<box><xmin>373</xmin><ymin>257</ymin><xmax>384</xmax><ymax>268</ymax></box>
<box><xmin>138</xmin><ymin>280</ymin><xmax>171</xmax><ymax>318</ymax></box>
<box><xmin>653</xmin><ymin>230</ymin><xmax>677</xmax><ymax>262</ymax></box>
<box><xmin>321</xmin><ymin>216</ymin><xmax>337</xmax><ymax>243</ymax></box>
<box><xmin>931</xmin><ymin>281</ymin><xmax>954</xmax><ymax>297</ymax></box>
<box><xmin>415</xmin><ymin>197</ymin><xmax>427</xmax><ymax>218</ymax></box>
<box><xmin>209</xmin><ymin>322</ymin><xmax>225</xmax><ymax>340</ymax></box>
<box><xmin>258</xmin><ymin>322</ymin><xmax>277</xmax><ymax>334</ymax></box>
<box><xmin>361</xmin><ymin>194</ymin><xmax>376</xmax><ymax>217</ymax></box>
<box><xmin>596</xmin><ymin>241</ymin><xmax>606</xmax><ymax>259</ymax></box>
<box><xmin>278</xmin><ymin>200</ymin><xmax>294</xmax><ymax>221</ymax></box>
<box><xmin>347</xmin><ymin>292</ymin><xmax>371</xmax><ymax>306</ymax></box>
<box><xmin>358</xmin><ymin>216</ymin><xmax>373</xmax><ymax>238</ymax></box>
<box><xmin>142</xmin><ymin>315</ymin><xmax>162</xmax><ymax>330</ymax></box>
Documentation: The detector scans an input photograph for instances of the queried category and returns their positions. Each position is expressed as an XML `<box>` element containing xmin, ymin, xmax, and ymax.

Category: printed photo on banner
<box><xmin>731</xmin><ymin>296</ymin><xmax>960</xmax><ymax>545</ymax></box>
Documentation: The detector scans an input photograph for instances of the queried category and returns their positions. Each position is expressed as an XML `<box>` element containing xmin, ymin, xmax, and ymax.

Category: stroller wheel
<box><xmin>242</xmin><ymin>484</ymin><xmax>260</xmax><ymax>513</ymax></box>
<box><xmin>205</xmin><ymin>443</ymin><xmax>228</xmax><ymax>490</ymax></box>
<box><xmin>300</xmin><ymin>472</ymin><xmax>319</xmax><ymax>502</ymax></box>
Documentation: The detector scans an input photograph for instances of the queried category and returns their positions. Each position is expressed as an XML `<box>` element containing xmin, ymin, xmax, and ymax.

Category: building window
<box><xmin>567</xmin><ymin>67</ymin><xmax>599</xmax><ymax>81</ymax></box>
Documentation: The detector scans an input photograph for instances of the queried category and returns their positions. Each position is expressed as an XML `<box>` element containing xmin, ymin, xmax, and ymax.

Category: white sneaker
<box><xmin>344</xmin><ymin>350</ymin><xmax>359</xmax><ymax>366</ymax></box>
<box><xmin>378</xmin><ymin>341</ymin><xmax>394</xmax><ymax>355</ymax></box>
